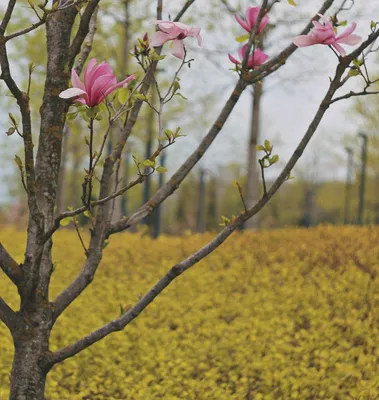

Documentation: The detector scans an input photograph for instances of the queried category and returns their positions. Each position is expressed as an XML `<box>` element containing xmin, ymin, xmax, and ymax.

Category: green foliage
<box><xmin>1</xmin><ymin>227</ymin><xmax>378</xmax><ymax>399</ymax></box>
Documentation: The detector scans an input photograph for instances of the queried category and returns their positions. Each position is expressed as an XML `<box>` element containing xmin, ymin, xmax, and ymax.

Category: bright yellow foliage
<box><xmin>0</xmin><ymin>226</ymin><xmax>378</xmax><ymax>399</ymax></box>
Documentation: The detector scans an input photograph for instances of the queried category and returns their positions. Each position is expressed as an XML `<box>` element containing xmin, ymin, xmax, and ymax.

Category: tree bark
<box><xmin>244</xmin><ymin>81</ymin><xmax>263</xmax><ymax>230</ymax></box>
<box><xmin>9</xmin><ymin>310</ymin><xmax>52</xmax><ymax>400</ymax></box>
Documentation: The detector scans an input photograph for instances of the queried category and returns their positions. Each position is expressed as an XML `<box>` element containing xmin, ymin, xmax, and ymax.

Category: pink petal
<box><xmin>254</xmin><ymin>49</ymin><xmax>269</xmax><ymax>65</ymax></box>
<box><xmin>75</xmin><ymin>97</ymin><xmax>87</xmax><ymax>105</ymax></box>
<box><xmin>156</xmin><ymin>21</ymin><xmax>174</xmax><ymax>29</ymax></box>
<box><xmin>171</xmin><ymin>39</ymin><xmax>185</xmax><ymax>59</ymax></box>
<box><xmin>332</xmin><ymin>42</ymin><xmax>346</xmax><ymax>56</ymax></box>
<box><xmin>171</xmin><ymin>21</ymin><xmax>190</xmax><ymax>31</ymax></box>
<box><xmin>336</xmin><ymin>22</ymin><xmax>356</xmax><ymax>40</ymax></box>
<box><xmin>59</xmin><ymin>87</ymin><xmax>87</xmax><ymax>99</ymax></box>
<box><xmin>150</xmin><ymin>31</ymin><xmax>170</xmax><ymax>46</ymax></box>
<box><xmin>293</xmin><ymin>35</ymin><xmax>319</xmax><ymax>47</ymax></box>
<box><xmin>246</xmin><ymin>6</ymin><xmax>259</xmax><ymax>28</ymax></box>
<box><xmin>84</xmin><ymin>59</ymin><xmax>97</xmax><ymax>90</ymax></box>
<box><xmin>238</xmin><ymin>44</ymin><xmax>249</xmax><ymax>60</ymax></box>
<box><xmin>312</xmin><ymin>20</ymin><xmax>324</xmax><ymax>29</ymax></box>
<box><xmin>259</xmin><ymin>14</ymin><xmax>269</xmax><ymax>33</ymax></box>
<box><xmin>85</xmin><ymin>61</ymin><xmax>113</xmax><ymax>89</ymax></box>
<box><xmin>228</xmin><ymin>54</ymin><xmax>240</xmax><ymax>65</ymax></box>
<box><xmin>89</xmin><ymin>74</ymin><xmax>116</xmax><ymax>106</ymax></box>
<box><xmin>235</xmin><ymin>13</ymin><xmax>251</xmax><ymax>32</ymax></box>
<box><xmin>337</xmin><ymin>33</ymin><xmax>361</xmax><ymax>45</ymax></box>
<box><xmin>188</xmin><ymin>27</ymin><xmax>202</xmax><ymax>47</ymax></box>
<box><xmin>103</xmin><ymin>74</ymin><xmax>135</xmax><ymax>98</ymax></box>
<box><xmin>71</xmin><ymin>69</ymin><xmax>85</xmax><ymax>91</ymax></box>
<box><xmin>157</xmin><ymin>21</ymin><xmax>185</xmax><ymax>38</ymax></box>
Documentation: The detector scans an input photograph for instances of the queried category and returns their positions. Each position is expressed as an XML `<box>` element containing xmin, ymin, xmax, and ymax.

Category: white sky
<box><xmin>0</xmin><ymin>0</ymin><xmax>378</xmax><ymax>203</ymax></box>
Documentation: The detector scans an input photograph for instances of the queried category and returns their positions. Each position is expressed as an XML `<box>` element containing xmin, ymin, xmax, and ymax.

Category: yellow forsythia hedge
<box><xmin>0</xmin><ymin>226</ymin><xmax>378</xmax><ymax>399</ymax></box>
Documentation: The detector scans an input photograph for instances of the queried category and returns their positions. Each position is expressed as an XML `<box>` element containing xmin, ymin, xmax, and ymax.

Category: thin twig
<box><xmin>4</xmin><ymin>19</ymin><xmax>46</xmax><ymax>41</ymax></box>
<box><xmin>330</xmin><ymin>90</ymin><xmax>379</xmax><ymax>104</ymax></box>
<box><xmin>74</xmin><ymin>220</ymin><xmax>88</xmax><ymax>256</ymax></box>
<box><xmin>258</xmin><ymin>159</ymin><xmax>267</xmax><ymax>196</ymax></box>
<box><xmin>235</xmin><ymin>182</ymin><xmax>248</xmax><ymax>213</ymax></box>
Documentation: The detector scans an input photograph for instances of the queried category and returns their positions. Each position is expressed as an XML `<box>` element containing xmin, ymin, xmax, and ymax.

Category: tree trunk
<box><xmin>9</xmin><ymin>311</ymin><xmax>52</xmax><ymax>400</ymax></box>
<box><xmin>244</xmin><ymin>81</ymin><xmax>263</xmax><ymax>230</ymax></box>
<box><xmin>9</xmin><ymin>8</ymin><xmax>78</xmax><ymax>399</ymax></box>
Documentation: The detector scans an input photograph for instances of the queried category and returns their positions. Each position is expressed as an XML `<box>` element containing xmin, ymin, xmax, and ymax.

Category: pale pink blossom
<box><xmin>235</xmin><ymin>6</ymin><xmax>269</xmax><ymax>34</ymax></box>
<box><xmin>229</xmin><ymin>45</ymin><xmax>268</xmax><ymax>69</ymax></box>
<box><xmin>150</xmin><ymin>20</ymin><xmax>202</xmax><ymax>59</ymax></box>
<box><xmin>293</xmin><ymin>14</ymin><xmax>361</xmax><ymax>56</ymax></box>
<box><xmin>59</xmin><ymin>59</ymin><xmax>135</xmax><ymax>107</ymax></box>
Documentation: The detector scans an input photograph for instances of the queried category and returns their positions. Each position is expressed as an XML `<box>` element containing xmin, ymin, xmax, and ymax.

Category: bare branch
<box><xmin>0</xmin><ymin>0</ymin><xmax>16</xmax><ymax>34</ymax></box>
<box><xmin>67</xmin><ymin>0</ymin><xmax>101</xmax><ymax>67</ymax></box>
<box><xmin>0</xmin><ymin>297</ymin><xmax>19</xmax><ymax>334</ymax></box>
<box><xmin>0</xmin><ymin>36</ymin><xmax>42</xmax><ymax>226</ymax></box>
<box><xmin>74</xmin><ymin>6</ymin><xmax>98</xmax><ymax>75</ymax></box>
<box><xmin>173</xmin><ymin>0</ymin><xmax>196</xmax><ymax>22</ymax></box>
<box><xmin>334</xmin><ymin>0</ymin><xmax>354</xmax><ymax>16</ymax></box>
<box><xmin>220</xmin><ymin>0</ymin><xmax>237</xmax><ymax>14</ymax></box>
<box><xmin>330</xmin><ymin>89</ymin><xmax>379</xmax><ymax>104</ymax></box>
<box><xmin>0</xmin><ymin>242</ymin><xmax>23</xmax><ymax>285</ymax></box>
<box><xmin>4</xmin><ymin>19</ymin><xmax>46</xmax><ymax>41</ymax></box>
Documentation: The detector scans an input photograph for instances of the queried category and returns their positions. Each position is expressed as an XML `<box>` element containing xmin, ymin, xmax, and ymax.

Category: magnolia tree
<box><xmin>0</xmin><ymin>0</ymin><xmax>379</xmax><ymax>398</ymax></box>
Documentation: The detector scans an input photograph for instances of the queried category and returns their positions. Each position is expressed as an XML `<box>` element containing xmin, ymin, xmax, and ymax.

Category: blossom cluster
<box><xmin>59</xmin><ymin>6</ymin><xmax>362</xmax><ymax>108</ymax></box>
<box><xmin>229</xmin><ymin>6</ymin><xmax>269</xmax><ymax>69</ymax></box>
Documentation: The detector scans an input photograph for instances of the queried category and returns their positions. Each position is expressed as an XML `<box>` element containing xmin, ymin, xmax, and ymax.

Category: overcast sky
<box><xmin>0</xmin><ymin>0</ymin><xmax>378</xmax><ymax>203</ymax></box>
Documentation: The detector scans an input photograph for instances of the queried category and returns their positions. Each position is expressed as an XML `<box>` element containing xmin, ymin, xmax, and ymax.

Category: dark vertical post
<box><xmin>357</xmin><ymin>133</ymin><xmax>368</xmax><ymax>225</ymax></box>
<box><xmin>303</xmin><ymin>187</ymin><xmax>314</xmax><ymax>227</ymax></box>
<box><xmin>344</xmin><ymin>147</ymin><xmax>353</xmax><ymax>224</ymax></box>
<box><xmin>196</xmin><ymin>168</ymin><xmax>206</xmax><ymax>233</ymax></box>
<box><xmin>153</xmin><ymin>153</ymin><xmax>166</xmax><ymax>238</ymax></box>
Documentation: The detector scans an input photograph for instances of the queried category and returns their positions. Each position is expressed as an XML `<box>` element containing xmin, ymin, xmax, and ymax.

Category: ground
<box><xmin>0</xmin><ymin>226</ymin><xmax>378</xmax><ymax>399</ymax></box>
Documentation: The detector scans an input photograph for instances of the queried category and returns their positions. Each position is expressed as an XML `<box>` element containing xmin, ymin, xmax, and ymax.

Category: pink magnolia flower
<box><xmin>293</xmin><ymin>14</ymin><xmax>361</xmax><ymax>56</ymax></box>
<box><xmin>235</xmin><ymin>6</ymin><xmax>269</xmax><ymax>34</ymax></box>
<box><xmin>229</xmin><ymin>44</ymin><xmax>268</xmax><ymax>69</ymax></box>
<box><xmin>150</xmin><ymin>20</ymin><xmax>202</xmax><ymax>59</ymax></box>
<box><xmin>59</xmin><ymin>59</ymin><xmax>135</xmax><ymax>107</ymax></box>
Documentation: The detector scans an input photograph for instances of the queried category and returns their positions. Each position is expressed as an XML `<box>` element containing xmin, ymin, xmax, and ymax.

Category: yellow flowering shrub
<box><xmin>0</xmin><ymin>226</ymin><xmax>378</xmax><ymax>399</ymax></box>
